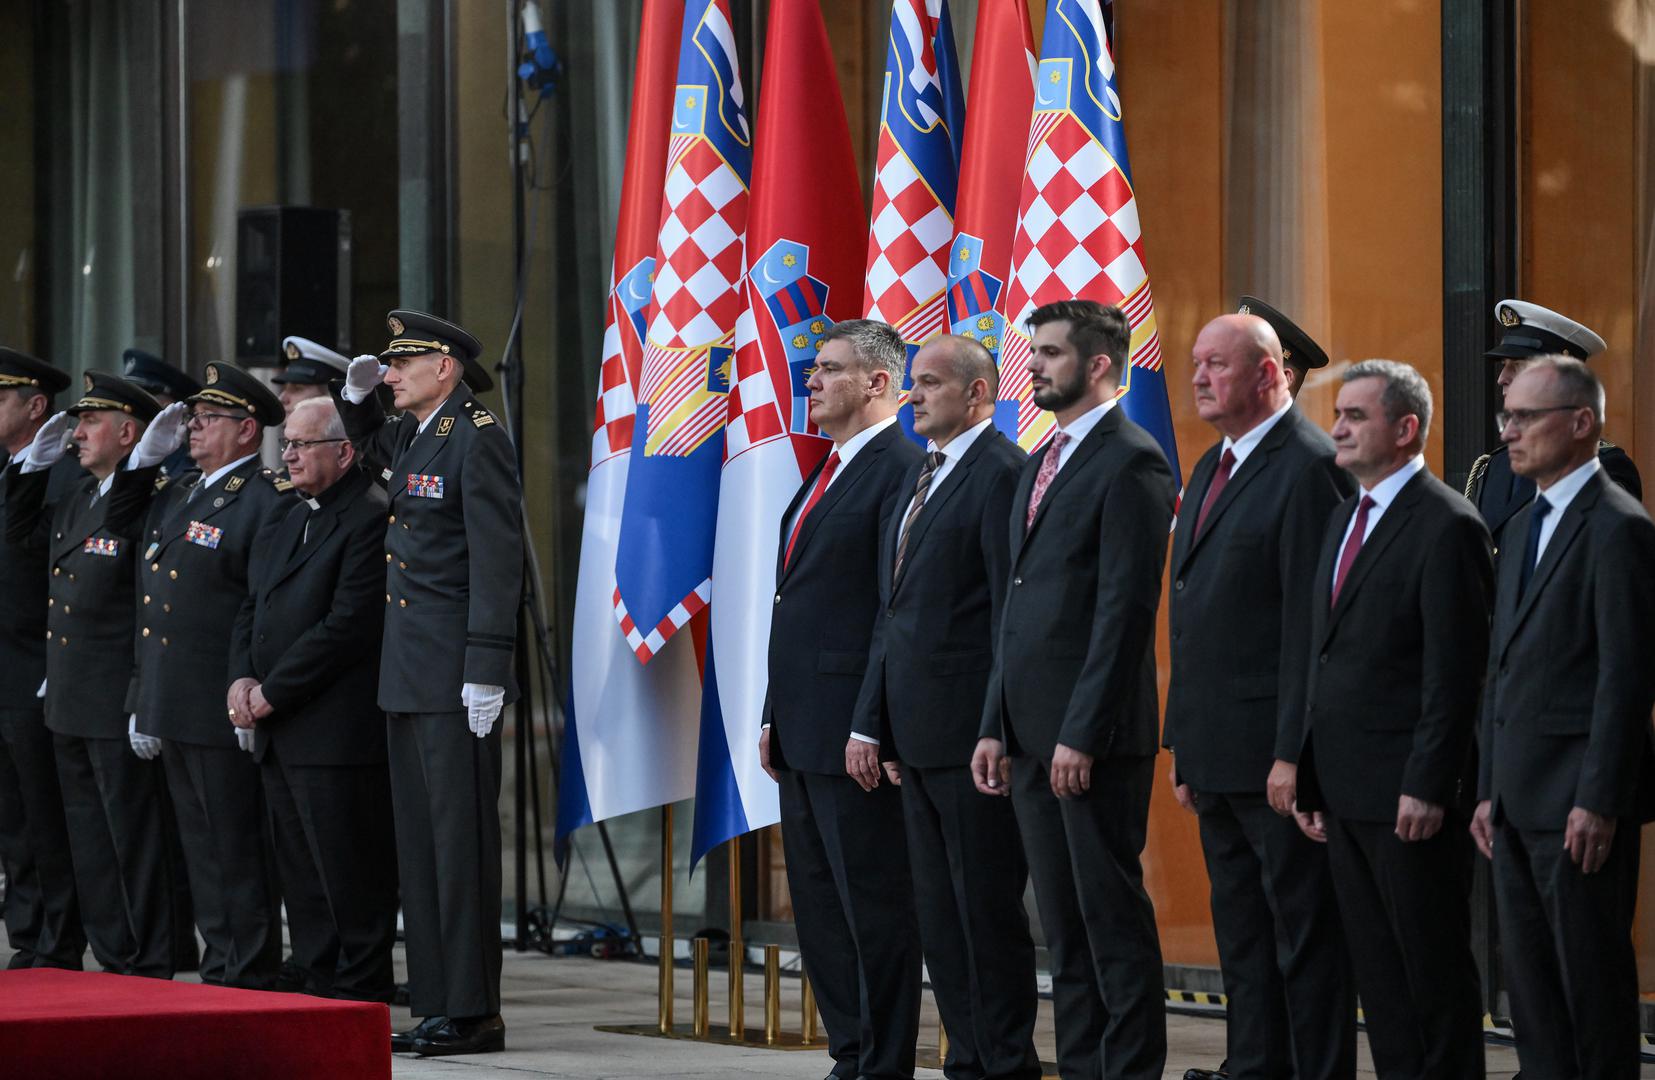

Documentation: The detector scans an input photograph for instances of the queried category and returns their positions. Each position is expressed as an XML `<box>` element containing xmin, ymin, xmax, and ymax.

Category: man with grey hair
<box><xmin>228</xmin><ymin>396</ymin><xmax>398</xmax><ymax>1002</ymax></box>
<box><xmin>759</xmin><ymin>317</ymin><xmax>925</xmax><ymax>1080</ymax></box>
<box><xmin>1295</xmin><ymin>359</ymin><xmax>1493</xmax><ymax>1078</ymax></box>
<box><xmin>1472</xmin><ymin>355</ymin><xmax>1655</xmax><ymax>1078</ymax></box>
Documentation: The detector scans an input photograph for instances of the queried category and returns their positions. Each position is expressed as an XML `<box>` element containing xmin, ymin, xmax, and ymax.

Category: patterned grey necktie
<box><xmin>893</xmin><ymin>450</ymin><xmax>947</xmax><ymax>583</ymax></box>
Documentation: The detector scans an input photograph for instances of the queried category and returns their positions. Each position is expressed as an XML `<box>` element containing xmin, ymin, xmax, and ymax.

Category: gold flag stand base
<box><xmin>593</xmin><ymin>1024</ymin><xmax>826</xmax><ymax>1051</ymax></box>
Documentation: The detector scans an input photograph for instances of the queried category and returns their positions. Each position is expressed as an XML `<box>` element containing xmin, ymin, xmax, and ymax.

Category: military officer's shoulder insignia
<box><xmin>272</xmin><ymin>476</ymin><xmax>295</xmax><ymax>493</ymax></box>
<box><xmin>153</xmin><ymin>475</ymin><xmax>171</xmax><ymax>493</ymax></box>
<box><xmin>471</xmin><ymin>407</ymin><xmax>496</xmax><ymax>429</ymax></box>
<box><xmin>436</xmin><ymin>416</ymin><xmax>454</xmax><ymax>437</ymax></box>
<box><xmin>224</xmin><ymin>475</ymin><xmax>245</xmax><ymax>492</ymax></box>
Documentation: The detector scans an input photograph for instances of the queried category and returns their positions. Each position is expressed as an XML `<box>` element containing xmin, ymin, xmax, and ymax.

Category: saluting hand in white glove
<box><xmin>343</xmin><ymin>355</ymin><xmax>388</xmax><ymax>404</ymax></box>
<box><xmin>22</xmin><ymin>412</ymin><xmax>74</xmax><ymax>472</ymax></box>
<box><xmin>129</xmin><ymin>401</ymin><xmax>189</xmax><ymax>469</ymax></box>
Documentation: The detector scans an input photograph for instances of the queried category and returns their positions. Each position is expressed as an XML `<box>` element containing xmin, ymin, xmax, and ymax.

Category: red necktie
<box><xmin>1330</xmin><ymin>495</ymin><xmax>1377</xmax><ymax>605</ymax></box>
<box><xmin>1194</xmin><ymin>447</ymin><xmax>1236</xmax><ymax>536</ymax></box>
<box><xmin>784</xmin><ymin>451</ymin><xmax>840</xmax><ymax>568</ymax></box>
<box><xmin>1025</xmin><ymin>432</ymin><xmax>1071</xmax><ymax>532</ymax></box>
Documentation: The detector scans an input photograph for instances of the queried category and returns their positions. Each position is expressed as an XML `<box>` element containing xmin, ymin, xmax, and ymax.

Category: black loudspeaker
<box><xmin>235</xmin><ymin>206</ymin><xmax>352</xmax><ymax>366</ymax></box>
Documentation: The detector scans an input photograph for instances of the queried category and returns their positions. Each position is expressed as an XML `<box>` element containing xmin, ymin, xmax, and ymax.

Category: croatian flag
<box><xmin>945</xmin><ymin>0</ymin><xmax>1036</xmax><ymax>440</ymax></box>
<box><xmin>560</xmin><ymin>0</ymin><xmax>703</xmax><ymax>838</ymax></box>
<box><xmin>863</xmin><ymin>0</ymin><xmax>965</xmax><ymax>443</ymax></box>
<box><xmin>613</xmin><ymin>0</ymin><xmax>752</xmax><ymax>663</ymax></box>
<box><xmin>998</xmin><ymin>0</ymin><xmax>1179</xmax><ymax>475</ymax></box>
<box><xmin>691</xmin><ymin>0</ymin><xmax>868</xmax><ymax>865</ymax></box>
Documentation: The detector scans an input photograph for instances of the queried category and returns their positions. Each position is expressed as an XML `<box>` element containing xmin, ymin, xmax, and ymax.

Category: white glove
<box><xmin>342</xmin><ymin>355</ymin><xmax>387</xmax><ymax>404</ymax></box>
<box><xmin>128</xmin><ymin>401</ymin><xmax>189</xmax><ymax>469</ymax></box>
<box><xmin>36</xmin><ymin>678</ymin><xmax>46</xmax><ymax>699</ymax></box>
<box><xmin>235</xmin><ymin>727</ymin><xmax>256</xmax><ymax>753</ymax></box>
<box><xmin>462</xmin><ymin>683</ymin><xmax>505</xmax><ymax>738</ymax></box>
<box><xmin>128</xmin><ymin>715</ymin><xmax>162</xmax><ymax>760</ymax></box>
<box><xmin>21</xmin><ymin>412</ymin><xmax>73</xmax><ymax>472</ymax></box>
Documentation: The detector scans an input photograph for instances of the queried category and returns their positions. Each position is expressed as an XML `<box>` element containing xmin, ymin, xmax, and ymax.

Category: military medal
<box><xmin>83</xmin><ymin>537</ymin><xmax>120</xmax><ymax>556</ymax></box>
<box><xmin>144</xmin><ymin>542</ymin><xmax>159</xmax><ymax>560</ymax></box>
<box><xmin>185</xmin><ymin>520</ymin><xmax>223</xmax><ymax>549</ymax></box>
<box><xmin>407</xmin><ymin>473</ymin><xmax>445</xmax><ymax>499</ymax></box>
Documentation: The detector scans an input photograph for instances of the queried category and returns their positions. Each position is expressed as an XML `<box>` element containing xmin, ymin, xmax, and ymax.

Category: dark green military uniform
<box><xmin>130</xmin><ymin>362</ymin><xmax>294</xmax><ymax>989</ymax></box>
<box><xmin>0</xmin><ymin>349</ymin><xmax>85</xmax><ymax>971</ymax></box>
<box><xmin>333</xmin><ymin>310</ymin><xmax>522</xmax><ymax>1026</ymax></box>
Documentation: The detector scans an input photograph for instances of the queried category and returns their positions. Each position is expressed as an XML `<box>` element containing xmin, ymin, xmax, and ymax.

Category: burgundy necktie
<box><xmin>784</xmin><ymin>451</ymin><xmax>840</xmax><ymax>568</ymax></box>
<box><xmin>1194</xmin><ymin>447</ymin><xmax>1236</xmax><ymax>536</ymax></box>
<box><xmin>1330</xmin><ymin>494</ymin><xmax>1377</xmax><ymax>605</ymax></box>
<box><xmin>1025</xmin><ymin>432</ymin><xmax>1071</xmax><ymax>531</ymax></box>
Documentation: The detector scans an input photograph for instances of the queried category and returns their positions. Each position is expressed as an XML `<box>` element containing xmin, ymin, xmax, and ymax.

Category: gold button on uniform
<box><xmin>386</xmin><ymin>594</ymin><xmax>391</xmax><ymax>603</ymax></box>
<box><xmin>163</xmin><ymin>604</ymin><xmax>171</xmax><ymax>613</ymax></box>
<box><xmin>162</xmin><ymin>638</ymin><xmax>168</xmax><ymax>646</ymax></box>
<box><xmin>169</xmin><ymin>570</ymin><xmax>177</xmax><ymax>580</ymax></box>
<box><xmin>58</xmin><ymin>636</ymin><xmax>67</xmax><ymax>645</ymax></box>
<box><xmin>143</xmin><ymin>595</ymin><xmax>150</xmax><ymax>604</ymax></box>
<box><xmin>151</xmin><ymin>562</ymin><xmax>159</xmax><ymax>572</ymax></box>
<box><xmin>142</xmin><ymin>628</ymin><xmax>151</xmax><ymax>637</ymax></box>
<box><xmin>386</xmin><ymin>553</ymin><xmax>392</xmax><ymax>563</ymax></box>
<box><xmin>399</xmin><ymin>599</ymin><xmax>407</xmax><ymax>608</ymax></box>
<box><xmin>399</xmin><ymin>561</ymin><xmax>407</xmax><ymax>570</ymax></box>
<box><xmin>388</xmin><ymin>514</ymin><xmax>396</xmax><ymax>524</ymax></box>
<box><xmin>52</xmin><ymin>568</ymin><xmax>60</xmax><ymax>577</ymax></box>
<box><xmin>61</xmin><ymin>606</ymin><xmax>69</xmax><ymax>615</ymax></box>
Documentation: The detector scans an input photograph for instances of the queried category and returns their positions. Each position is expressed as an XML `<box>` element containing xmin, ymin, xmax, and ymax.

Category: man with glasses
<box><xmin>131</xmin><ymin>362</ymin><xmax>293</xmax><ymax>989</ymax></box>
<box><xmin>7</xmin><ymin>372</ymin><xmax>188</xmax><ymax>977</ymax></box>
<box><xmin>227</xmin><ymin>397</ymin><xmax>398</xmax><ymax>1001</ymax></box>
<box><xmin>336</xmin><ymin>310</ymin><xmax>521</xmax><ymax>1057</ymax></box>
<box><xmin>1465</xmin><ymin>300</ymin><xmax>1640</xmax><ymax>558</ymax></box>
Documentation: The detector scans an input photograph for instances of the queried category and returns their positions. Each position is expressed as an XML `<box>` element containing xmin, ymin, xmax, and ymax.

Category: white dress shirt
<box><xmin>1221</xmin><ymin>399</ymin><xmax>1293</xmax><ymax>471</ymax></box>
<box><xmin>912</xmin><ymin>416</ymin><xmax>994</xmax><ymax>509</ymax></box>
<box><xmin>1334</xmin><ymin>453</ymin><xmax>1426</xmax><ymax>571</ymax></box>
<box><xmin>1049</xmin><ymin>396</ymin><xmax>1119</xmax><ymax>473</ymax></box>
<box><xmin>1531</xmin><ymin>456</ymin><xmax>1601</xmax><ymax>563</ymax></box>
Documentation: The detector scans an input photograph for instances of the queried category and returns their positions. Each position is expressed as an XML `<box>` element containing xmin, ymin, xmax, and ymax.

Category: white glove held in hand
<box><xmin>235</xmin><ymin>727</ymin><xmax>256</xmax><ymax>753</ymax></box>
<box><xmin>128</xmin><ymin>715</ymin><xmax>162</xmax><ymax>760</ymax></box>
<box><xmin>342</xmin><ymin>355</ymin><xmax>387</xmax><ymax>404</ymax></box>
<box><xmin>128</xmin><ymin>401</ymin><xmax>189</xmax><ymax>469</ymax></box>
<box><xmin>22</xmin><ymin>413</ymin><xmax>73</xmax><ymax>472</ymax></box>
<box><xmin>462</xmin><ymin>683</ymin><xmax>505</xmax><ymax>738</ymax></box>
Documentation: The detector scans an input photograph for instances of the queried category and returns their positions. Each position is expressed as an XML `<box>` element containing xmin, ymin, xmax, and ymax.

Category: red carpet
<box><xmin>0</xmin><ymin>969</ymin><xmax>389</xmax><ymax>1079</ymax></box>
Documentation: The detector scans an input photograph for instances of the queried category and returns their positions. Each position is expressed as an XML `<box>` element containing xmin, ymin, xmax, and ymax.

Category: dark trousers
<box><xmin>1194</xmin><ymin>790</ymin><xmax>1354</xmax><ymax>1080</ymax></box>
<box><xmin>1493</xmin><ymin>818</ymin><xmax>1641</xmax><ymax>1080</ymax></box>
<box><xmin>163</xmin><ymin>739</ymin><xmax>281</xmax><ymax>988</ymax></box>
<box><xmin>1011</xmin><ymin>754</ymin><xmax>1165</xmax><ymax>1080</ymax></box>
<box><xmin>902</xmin><ymin>764</ymin><xmax>1040</xmax><ymax>1080</ymax></box>
<box><xmin>0</xmin><ymin>708</ymin><xmax>83</xmax><ymax>969</ymax></box>
<box><xmin>1324</xmin><ymin>814</ymin><xmax>1483</xmax><ymax>1080</ymax></box>
<box><xmin>53</xmin><ymin>732</ymin><xmax>174</xmax><ymax>976</ymax></box>
<box><xmin>261</xmin><ymin>742</ymin><xmax>399</xmax><ymax>1001</ymax></box>
<box><xmin>778</xmin><ymin>769</ymin><xmax>922</xmax><ymax>1080</ymax></box>
<box><xmin>387</xmin><ymin>711</ymin><xmax>502</xmax><ymax>1019</ymax></box>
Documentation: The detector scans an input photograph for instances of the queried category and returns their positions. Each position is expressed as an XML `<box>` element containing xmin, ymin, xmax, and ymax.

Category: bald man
<box><xmin>1164</xmin><ymin>315</ymin><xmax>1357</xmax><ymax>1080</ymax></box>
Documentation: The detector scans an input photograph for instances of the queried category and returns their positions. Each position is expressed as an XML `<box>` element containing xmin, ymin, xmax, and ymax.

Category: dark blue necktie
<box><xmin>1518</xmin><ymin>495</ymin><xmax>1552</xmax><ymax>599</ymax></box>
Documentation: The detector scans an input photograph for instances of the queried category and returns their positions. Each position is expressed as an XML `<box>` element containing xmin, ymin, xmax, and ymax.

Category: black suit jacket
<box><xmin>1163</xmin><ymin>409</ymin><xmax>1353</xmax><ymax>793</ymax></box>
<box><xmin>980</xmin><ymin>407</ymin><xmax>1176</xmax><ymax>762</ymax></box>
<box><xmin>5</xmin><ymin>461</ymin><xmax>160</xmax><ymax>739</ymax></box>
<box><xmin>764</xmin><ymin>421</ymin><xmax>924</xmax><ymax>775</ymax></box>
<box><xmin>334</xmin><ymin>385</ymin><xmax>523</xmax><ymax>713</ymax></box>
<box><xmin>229</xmin><ymin>468</ymin><xmax>389</xmax><ymax>766</ymax></box>
<box><xmin>130</xmin><ymin>456</ymin><xmax>295</xmax><ymax>745</ymax></box>
<box><xmin>850</xmin><ymin>426</ymin><xmax>1025</xmax><ymax>768</ymax></box>
<box><xmin>0</xmin><ymin>455</ymin><xmax>86</xmax><ymax>704</ymax></box>
<box><xmin>1298</xmin><ymin>468</ymin><xmax>1494</xmax><ymax>821</ymax></box>
<box><xmin>1478</xmin><ymin>469</ymin><xmax>1655</xmax><ymax>831</ymax></box>
<box><xmin>1467</xmin><ymin>441</ymin><xmax>1640</xmax><ymax>556</ymax></box>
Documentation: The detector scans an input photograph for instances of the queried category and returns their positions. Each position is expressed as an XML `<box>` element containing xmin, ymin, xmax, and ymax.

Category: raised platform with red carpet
<box><xmin>0</xmin><ymin>969</ymin><xmax>390</xmax><ymax>1079</ymax></box>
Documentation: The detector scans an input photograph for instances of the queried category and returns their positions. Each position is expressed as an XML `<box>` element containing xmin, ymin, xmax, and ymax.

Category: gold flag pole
<box><xmin>657</xmin><ymin>805</ymin><xmax>673</xmax><ymax>1035</ymax></box>
<box><xmin>728</xmin><ymin>834</ymin><xmax>744</xmax><ymax>1038</ymax></box>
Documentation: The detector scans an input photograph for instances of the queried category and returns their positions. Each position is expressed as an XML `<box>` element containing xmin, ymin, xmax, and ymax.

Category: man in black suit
<box><xmin>758</xmin><ymin>318</ymin><xmax>924</xmax><ymax>1080</ymax></box>
<box><xmin>849</xmin><ymin>335</ymin><xmax>1037</xmax><ymax>1080</ymax></box>
<box><xmin>336</xmin><ymin>310</ymin><xmax>522</xmax><ymax>1056</ymax></box>
<box><xmin>1465</xmin><ymin>300</ymin><xmax>1640</xmax><ymax>553</ymax></box>
<box><xmin>973</xmin><ymin>299</ymin><xmax>1176</xmax><ymax>1080</ymax></box>
<box><xmin>228</xmin><ymin>398</ymin><xmax>399</xmax><ymax>1002</ymax></box>
<box><xmin>0</xmin><ymin>349</ymin><xmax>84</xmax><ymax>971</ymax></box>
<box><xmin>1164</xmin><ymin>312</ymin><xmax>1355</xmax><ymax>1080</ymax></box>
<box><xmin>1470</xmin><ymin>357</ymin><xmax>1655</xmax><ymax>1078</ymax></box>
<box><xmin>1296</xmin><ymin>360</ymin><xmax>1492</xmax><ymax>1079</ymax></box>
<box><xmin>131</xmin><ymin>362</ymin><xmax>293</xmax><ymax>989</ymax></box>
<box><xmin>7</xmin><ymin>373</ymin><xmax>185</xmax><ymax>977</ymax></box>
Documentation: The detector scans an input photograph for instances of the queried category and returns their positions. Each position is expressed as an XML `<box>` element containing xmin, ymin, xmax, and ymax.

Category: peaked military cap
<box><xmin>0</xmin><ymin>348</ymin><xmax>71</xmax><ymax>394</ymax></box>
<box><xmin>68</xmin><ymin>371</ymin><xmax>162</xmax><ymax>422</ymax></box>
<box><xmin>1237</xmin><ymin>296</ymin><xmax>1328</xmax><ymax>372</ymax></box>
<box><xmin>379</xmin><ymin>309</ymin><xmax>492</xmax><ymax>392</ymax></box>
<box><xmin>187</xmin><ymin>361</ymin><xmax>287</xmax><ymax>426</ymax></box>
<box><xmin>1487</xmin><ymin>299</ymin><xmax>1606</xmax><ymax>362</ymax></box>
<box><xmin>274</xmin><ymin>335</ymin><xmax>351</xmax><ymax>385</ymax></box>
<box><xmin>122</xmin><ymin>348</ymin><xmax>202</xmax><ymax>401</ymax></box>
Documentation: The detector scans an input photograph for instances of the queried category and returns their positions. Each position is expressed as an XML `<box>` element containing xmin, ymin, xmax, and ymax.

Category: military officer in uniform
<box><xmin>7</xmin><ymin>373</ymin><xmax>187</xmax><ymax>976</ymax></box>
<box><xmin>1465</xmin><ymin>300</ymin><xmax>1641</xmax><ymax>553</ymax></box>
<box><xmin>334</xmin><ymin>311</ymin><xmax>521</xmax><ymax>1056</ymax></box>
<box><xmin>229</xmin><ymin>397</ymin><xmax>399</xmax><ymax>1001</ymax></box>
<box><xmin>273</xmin><ymin>336</ymin><xmax>350</xmax><ymax>413</ymax></box>
<box><xmin>130</xmin><ymin>362</ymin><xmax>293</xmax><ymax>989</ymax></box>
<box><xmin>122</xmin><ymin>348</ymin><xmax>201</xmax><ymax>480</ymax></box>
<box><xmin>0</xmin><ymin>349</ymin><xmax>85</xmax><ymax>970</ymax></box>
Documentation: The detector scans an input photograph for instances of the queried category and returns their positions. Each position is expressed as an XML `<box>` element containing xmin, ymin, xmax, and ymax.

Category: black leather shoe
<box><xmin>1182</xmin><ymin>1066</ymin><xmax>1230</xmax><ymax>1080</ymax></box>
<box><xmin>391</xmin><ymin>1015</ymin><xmax>448</xmax><ymax>1053</ymax></box>
<box><xmin>413</xmin><ymin>1014</ymin><xmax>506</xmax><ymax>1057</ymax></box>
